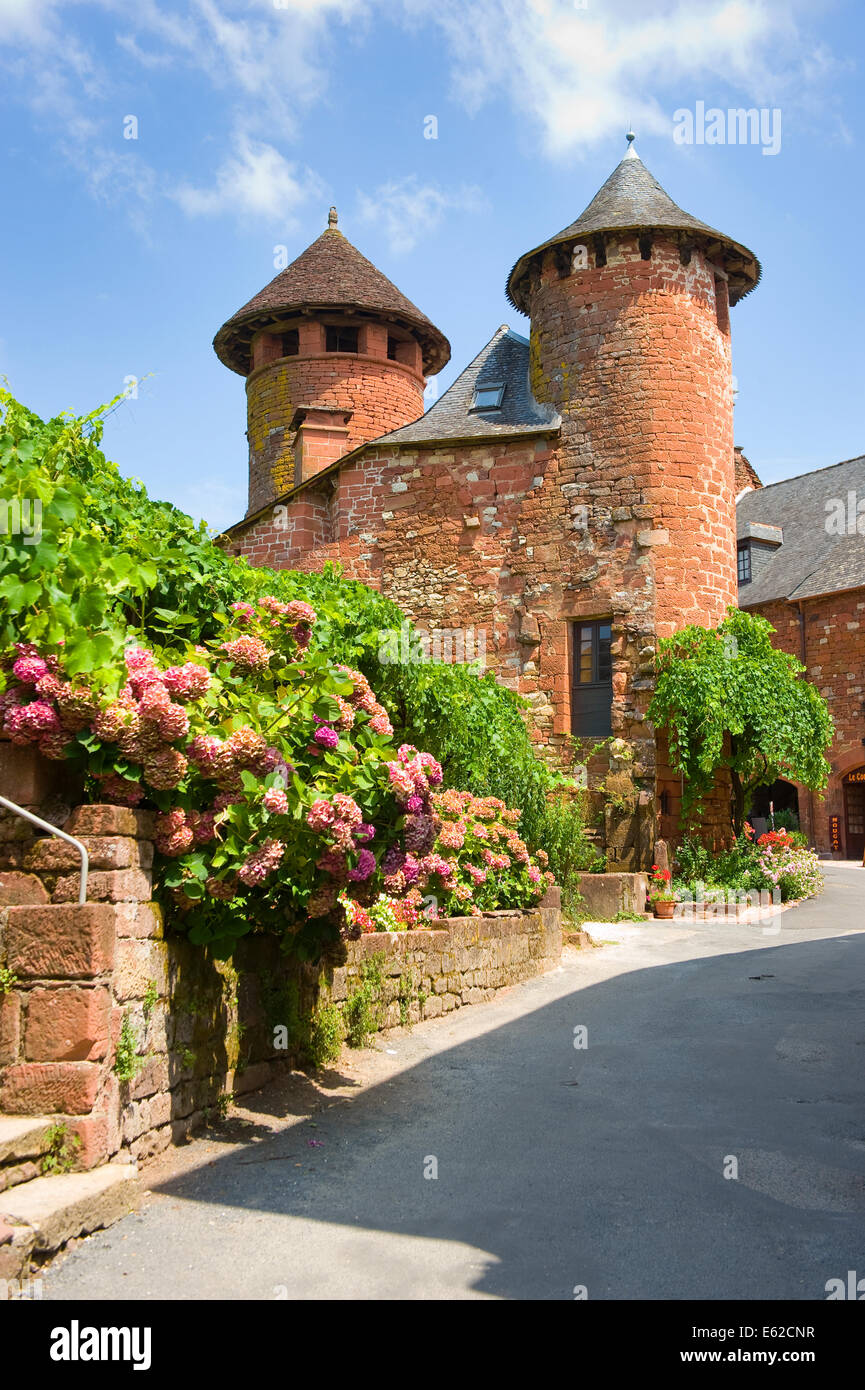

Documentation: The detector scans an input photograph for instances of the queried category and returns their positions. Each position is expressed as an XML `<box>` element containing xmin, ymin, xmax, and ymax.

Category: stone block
<box><xmin>0</xmin><ymin>1062</ymin><xmax>102</xmax><ymax>1115</ymax></box>
<box><xmin>0</xmin><ymin>872</ymin><xmax>50</xmax><ymax>906</ymax></box>
<box><xmin>65</xmin><ymin>806</ymin><xmax>156</xmax><ymax>840</ymax></box>
<box><xmin>27</xmin><ymin>836</ymin><xmax>152</xmax><ymax>873</ymax></box>
<box><xmin>1</xmin><ymin>1162</ymin><xmax>140</xmax><ymax>1253</ymax></box>
<box><xmin>4</xmin><ymin>904</ymin><xmax>117</xmax><ymax>978</ymax></box>
<box><xmin>575</xmin><ymin>871</ymin><xmax>649</xmax><ymax>921</ymax></box>
<box><xmin>0</xmin><ymin>993</ymin><xmax>21</xmax><ymax>1066</ymax></box>
<box><xmin>52</xmin><ymin>868</ymin><xmax>152</xmax><ymax>904</ymax></box>
<box><xmin>67</xmin><ymin>1114</ymin><xmax>109</xmax><ymax>1170</ymax></box>
<box><xmin>113</xmin><ymin>938</ymin><xmax>169</xmax><ymax>1003</ymax></box>
<box><xmin>113</xmin><ymin>901</ymin><xmax>164</xmax><ymax>940</ymax></box>
<box><xmin>24</xmin><ymin>985</ymin><xmax>111</xmax><ymax>1062</ymax></box>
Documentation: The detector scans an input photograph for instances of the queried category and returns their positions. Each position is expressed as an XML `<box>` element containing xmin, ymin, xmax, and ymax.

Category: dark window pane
<box><xmin>281</xmin><ymin>330</ymin><xmax>299</xmax><ymax>357</ymax></box>
<box><xmin>571</xmin><ymin>619</ymin><xmax>613</xmax><ymax>736</ymax></box>
<box><xmin>326</xmin><ymin>326</ymin><xmax>358</xmax><ymax>353</ymax></box>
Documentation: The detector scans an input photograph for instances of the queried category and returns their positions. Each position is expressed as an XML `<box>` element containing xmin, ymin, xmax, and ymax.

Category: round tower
<box><xmin>507</xmin><ymin>137</ymin><xmax>760</xmax><ymax>866</ymax></box>
<box><xmin>507</xmin><ymin>136</ymin><xmax>760</xmax><ymax>637</ymax></box>
<box><xmin>214</xmin><ymin>209</ymin><xmax>450</xmax><ymax>516</ymax></box>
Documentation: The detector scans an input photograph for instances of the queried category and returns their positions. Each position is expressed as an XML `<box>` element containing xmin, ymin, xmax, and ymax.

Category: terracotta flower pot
<box><xmin>652</xmin><ymin>899</ymin><xmax>676</xmax><ymax>920</ymax></box>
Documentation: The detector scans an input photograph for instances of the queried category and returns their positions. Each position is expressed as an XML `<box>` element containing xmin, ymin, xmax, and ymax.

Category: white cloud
<box><xmin>172</xmin><ymin>134</ymin><xmax>323</xmax><ymax>223</ymax></box>
<box><xmin>0</xmin><ymin>0</ymin><xmax>838</xmax><ymax>229</ymax></box>
<box><xmin>406</xmin><ymin>0</ymin><xmax>824</xmax><ymax>157</ymax></box>
<box><xmin>356</xmin><ymin>177</ymin><xmax>486</xmax><ymax>253</ymax></box>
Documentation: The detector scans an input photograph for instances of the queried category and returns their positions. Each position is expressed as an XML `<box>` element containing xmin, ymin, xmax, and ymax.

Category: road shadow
<box><xmin>140</xmin><ymin>925</ymin><xmax>865</xmax><ymax>1300</ymax></box>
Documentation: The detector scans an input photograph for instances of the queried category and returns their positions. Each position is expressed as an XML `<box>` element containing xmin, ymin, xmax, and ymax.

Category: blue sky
<box><xmin>0</xmin><ymin>0</ymin><xmax>862</xmax><ymax>531</ymax></box>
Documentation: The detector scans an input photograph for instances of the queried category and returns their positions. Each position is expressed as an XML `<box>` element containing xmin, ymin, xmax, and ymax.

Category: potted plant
<box><xmin>648</xmin><ymin>864</ymin><xmax>676</xmax><ymax>919</ymax></box>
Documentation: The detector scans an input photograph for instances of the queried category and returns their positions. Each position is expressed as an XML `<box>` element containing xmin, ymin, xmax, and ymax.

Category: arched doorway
<box><xmin>843</xmin><ymin>769</ymin><xmax>865</xmax><ymax>861</ymax></box>
<box><xmin>749</xmin><ymin>779</ymin><xmax>800</xmax><ymax>837</ymax></box>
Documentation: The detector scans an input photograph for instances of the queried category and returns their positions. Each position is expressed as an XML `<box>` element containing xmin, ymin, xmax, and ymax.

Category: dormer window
<box><xmin>325</xmin><ymin>326</ymin><xmax>358</xmax><ymax>353</ymax></box>
<box><xmin>471</xmin><ymin>382</ymin><xmax>505</xmax><ymax>411</ymax></box>
<box><xmin>737</xmin><ymin>542</ymin><xmax>752</xmax><ymax>585</ymax></box>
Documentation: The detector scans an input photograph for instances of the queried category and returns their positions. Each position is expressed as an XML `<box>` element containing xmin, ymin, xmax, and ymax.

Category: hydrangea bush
<box><xmin>1</xmin><ymin>599</ymin><xmax>554</xmax><ymax>957</ymax></box>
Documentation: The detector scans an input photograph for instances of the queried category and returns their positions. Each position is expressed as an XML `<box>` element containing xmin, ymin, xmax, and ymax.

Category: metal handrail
<box><xmin>0</xmin><ymin>794</ymin><xmax>88</xmax><ymax>904</ymax></box>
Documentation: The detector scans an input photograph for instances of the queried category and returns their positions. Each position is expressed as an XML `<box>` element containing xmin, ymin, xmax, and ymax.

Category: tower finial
<box><xmin>624</xmin><ymin>128</ymin><xmax>638</xmax><ymax>159</ymax></box>
<box><xmin>328</xmin><ymin>206</ymin><xmax>338</xmax><ymax>228</ymax></box>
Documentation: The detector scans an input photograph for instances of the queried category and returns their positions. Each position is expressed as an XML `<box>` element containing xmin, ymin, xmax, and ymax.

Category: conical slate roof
<box><xmin>214</xmin><ymin>213</ymin><xmax>450</xmax><ymax>376</ymax></box>
<box><xmin>507</xmin><ymin>142</ymin><xmax>761</xmax><ymax>313</ymax></box>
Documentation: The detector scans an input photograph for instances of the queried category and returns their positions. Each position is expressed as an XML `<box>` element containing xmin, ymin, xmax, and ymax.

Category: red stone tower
<box><xmin>214</xmin><ymin>208</ymin><xmax>450</xmax><ymax>516</ymax></box>
<box><xmin>506</xmin><ymin>135</ymin><xmax>761</xmax><ymax>863</ymax></box>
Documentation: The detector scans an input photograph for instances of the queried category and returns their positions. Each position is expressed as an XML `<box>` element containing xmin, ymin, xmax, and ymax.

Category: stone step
<box><xmin>0</xmin><ymin>1116</ymin><xmax>55</xmax><ymax>1166</ymax></box>
<box><xmin>0</xmin><ymin>1160</ymin><xmax>140</xmax><ymax>1255</ymax></box>
<box><xmin>26</xmin><ymin>836</ymin><xmax>153</xmax><ymax>873</ymax></box>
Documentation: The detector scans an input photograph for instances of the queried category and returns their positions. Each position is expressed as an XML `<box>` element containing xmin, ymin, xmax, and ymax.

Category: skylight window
<box><xmin>471</xmin><ymin>382</ymin><xmax>505</xmax><ymax>411</ymax></box>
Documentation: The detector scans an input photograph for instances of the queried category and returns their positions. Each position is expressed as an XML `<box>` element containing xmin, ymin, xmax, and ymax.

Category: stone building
<box><xmin>217</xmin><ymin>138</ymin><xmax>762</xmax><ymax>869</ymax></box>
<box><xmin>736</xmin><ymin>454</ymin><xmax>865</xmax><ymax>861</ymax></box>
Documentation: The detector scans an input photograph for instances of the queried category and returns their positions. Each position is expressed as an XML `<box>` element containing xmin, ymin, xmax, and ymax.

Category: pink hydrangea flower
<box><xmin>347</xmin><ymin>848</ymin><xmax>376</xmax><ymax>882</ymax></box>
<box><xmin>284</xmin><ymin>600</ymin><xmax>317</xmax><ymax>624</ymax></box>
<box><xmin>154</xmin><ymin>809</ymin><xmax>194</xmax><ymax>857</ymax></box>
<box><xmin>368</xmin><ymin>711</ymin><xmax>393</xmax><ymax>736</ymax></box>
<box><xmin>98</xmin><ymin>773</ymin><xmax>145</xmax><ymax>806</ymax></box>
<box><xmin>229</xmin><ymin>601</ymin><xmax>256</xmax><ymax>624</ymax></box>
<box><xmin>226</xmin><ymin>727</ymin><xmax>268</xmax><ymax>770</ymax></box>
<box><xmin>332</xmin><ymin>793</ymin><xmax>362</xmax><ymax>826</ymax></box>
<box><xmin>387</xmin><ymin>763</ymin><xmax>416</xmax><ymax>803</ymax></box>
<box><xmin>162</xmin><ymin>663</ymin><xmax>210</xmax><ymax>700</ymax></box>
<box><xmin>187</xmin><ymin>734</ymin><xmax>227</xmax><ymax>776</ymax></box>
<box><xmin>263</xmin><ymin>787</ymin><xmax>289</xmax><ymax>815</ymax></box>
<box><xmin>143</xmin><ymin>747</ymin><xmax>188</xmax><ymax>791</ymax></box>
<box><xmin>306</xmin><ymin>799</ymin><xmax>335</xmax><ymax>832</ymax></box>
<box><xmin>220</xmin><ymin>636</ymin><xmax>273</xmax><ymax>672</ymax></box>
<box><xmin>313</xmin><ymin>724</ymin><xmax>339</xmax><ymax>749</ymax></box>
<box><xmin>4</xmin><ymin>701</ymin><xmax>61</xmax><ymax>744</ymax></box>
<box><xmin>157</xmin><ymin>704</ymin><xmax>190</xmax><ymax>742</ymax></box>
<box><xmin>12</xmin><ymin>655</ymin><xmax>49</xmax><ymax>685</ymax></box>
<box><xmin>237</xmin><ymin>838</ymin><xmax>285</xmax><ymax>887</ymax></box>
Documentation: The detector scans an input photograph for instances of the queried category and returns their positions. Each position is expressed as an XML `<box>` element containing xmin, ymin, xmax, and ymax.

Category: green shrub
<box><xmin>307</xmin><ymin>1002</ymin><xmax>345</xmax><ymax>1067</ymax></box>
<box><xmin>343</xmin><ymin>956</ymin><xmax>385</xmax><ymax>1048</ymax></box>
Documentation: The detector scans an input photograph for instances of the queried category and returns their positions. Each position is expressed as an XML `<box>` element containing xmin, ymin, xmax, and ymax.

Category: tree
<box><xmin>648</xmin><ymin>607</ymin><xmax>833</xmax><ymax>836</ymax></box>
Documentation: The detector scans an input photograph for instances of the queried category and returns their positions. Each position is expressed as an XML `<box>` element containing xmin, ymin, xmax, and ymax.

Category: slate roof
<box><xmin>507</xmin><ymin>142</ymin><xmax>761</xmax><ymax>313</ymax></box>
<box><xmin>736</xmin><ymin>455</ymin><xmax>865</xmax><ymax>604</ymax></box>
<box><xmin>214</xmin><ymin>217</ymin><xmax>450</xmax><ymax>377</ymax></box>
<box><xmin>377</xmin><ymin>325</ymin><xmax>560</xmax><ymax>446</ymax></box>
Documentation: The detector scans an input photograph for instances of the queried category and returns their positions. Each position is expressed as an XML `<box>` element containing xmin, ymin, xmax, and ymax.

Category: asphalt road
<box><xmin>43</xmin><ymin>864</ymin><xmax>865</xmax><ymax>1301</ymax></box>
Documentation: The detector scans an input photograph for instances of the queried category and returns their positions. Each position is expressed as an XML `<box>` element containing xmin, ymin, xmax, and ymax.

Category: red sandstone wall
<box><xmin>245</xmin><ymin>353</ymin><xmax>425</xmax><ymax>515</ymax></box>
<box><xmin>745</xmin><ymin>591</ymin><xmax>865</xmax><ymax>853</ymax></box>
<box><xmin>529</xmin><ymin>234</ymin><xmax>737</xmax><ymax>639</ymax></box>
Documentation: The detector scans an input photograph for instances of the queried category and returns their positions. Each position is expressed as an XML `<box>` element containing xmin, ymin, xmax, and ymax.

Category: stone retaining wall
<box><xmin>0</xmin><ymin>804</ymin><xmax>561</xmax><ymax>1171</ymax></box>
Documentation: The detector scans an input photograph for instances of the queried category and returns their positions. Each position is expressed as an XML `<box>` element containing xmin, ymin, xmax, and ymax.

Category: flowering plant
<box><xmin>2</xmin><ymin>601</ymin><xmax>556</xmax><ymax>956</ymax></box>
<box><xmin>648</xmin><ymin>864</ymin><xmax>675</xmax><ymax>903</ymax></box>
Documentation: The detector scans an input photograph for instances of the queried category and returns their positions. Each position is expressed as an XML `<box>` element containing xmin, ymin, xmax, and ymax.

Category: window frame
<box><xmin>570</xmin><ymin>619</ymin><xmax>613</xmax><ymax>737</ymax></box>
<box><xmin>737</xmin><ymin>542</ymin><xmax>752</xmax><ymax>585</ymax></box>
<box><xmin>325</xmin><ymin>325</ymin><xmax>359</xmax><ymax>354</ymax></box>
<box><xmin>470</xmin><ymin>381</ymin><xmax>505</xmax><ymax>411</ymax></box>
